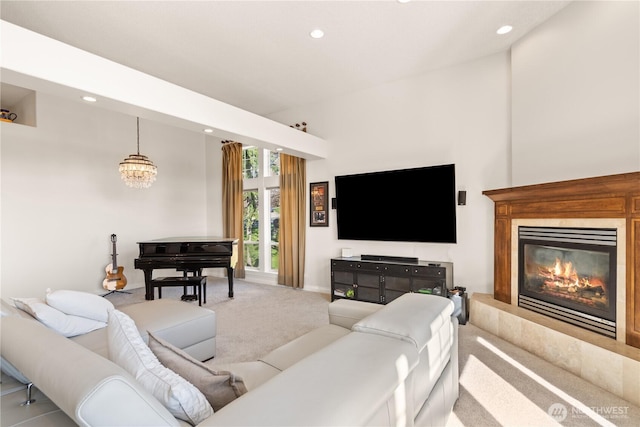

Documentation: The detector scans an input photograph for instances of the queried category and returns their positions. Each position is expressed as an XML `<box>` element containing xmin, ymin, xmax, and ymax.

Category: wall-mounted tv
<box><xmin>334</xmin><ymin>164</ymin><xmax>457</xmax><ymax>243</ymax></box>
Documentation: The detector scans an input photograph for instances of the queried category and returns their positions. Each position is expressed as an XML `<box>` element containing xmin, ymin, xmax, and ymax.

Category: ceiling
<box><xmin>0</xmin><ymin>1</ymin><xmax>571</xmax><ymax>117</ymax></box>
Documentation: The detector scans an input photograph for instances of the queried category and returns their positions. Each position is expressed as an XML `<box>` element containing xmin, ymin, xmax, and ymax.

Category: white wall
<box><xmin>269</xmin><ymin>52</ymin><xmax>512</xmax><ymax>294</ymax></box>
<box><xmin>205</xmin><ymin>136</ymin><xmax>224</xmax><ymax>237</ymax></box>
<box><xmin>512</xmin><ymin>1</ymin><xmax>640</xmax><ymax>185</ymax></box>
<box><xmin>1</xmin><ymin>93</ymin><xmax>210</xmax><ymax>298</ymax></box>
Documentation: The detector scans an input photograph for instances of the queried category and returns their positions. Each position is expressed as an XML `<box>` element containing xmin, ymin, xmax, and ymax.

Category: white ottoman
<box><xmin>120</xmin><ymin>298</ymin><xmax>216</xmax><ymax>361</ymax></box>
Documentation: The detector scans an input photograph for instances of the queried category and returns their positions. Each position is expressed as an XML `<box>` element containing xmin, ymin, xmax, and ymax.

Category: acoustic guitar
<box><xmin>103</xmin><ymin>234</ymin><xmax>127</xmax><ymax>290</ymax></box>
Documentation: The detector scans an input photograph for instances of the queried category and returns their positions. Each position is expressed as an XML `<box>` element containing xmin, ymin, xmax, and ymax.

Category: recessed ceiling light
<box><xmin>203</xmin><ymin>128</ymin><xmax>213</xmax><ymax>133</ymax></box>
<box><xmin>310</xmin><ymin>29</ymin><xmax>324</xmax><ymax>39</ymax></box>
<box><xmin>497</xmin><ymin>25</ymin><xmax>513</xmax><ymax>35</ymax></box>
<box><xmin>276</xmin><ymin>147</ymin><xmax>283</xmax><ymax>152</ymax></box>
<box><xmin>397</xmin><ymin>0</ymin><xmax>411</xmax><ymax>3</ymax></box>
<box><xmin>82</xmin><ymin>95</ymin><xmax>97</xmax><ymax>102</ymax></box>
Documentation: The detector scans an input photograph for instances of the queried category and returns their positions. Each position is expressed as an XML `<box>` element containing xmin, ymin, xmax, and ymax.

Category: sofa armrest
<box><xmin>1</xmin><ymin>316</ymin><xmax>178</xmax><ymax>427</ymax></box>
<box><xmin>328</xmin><ymin>299</ymin><xmax>383</xmax><ymax>329</ymax></box>
<box><xmin>352</xmin><ymin>293</ymin><xmax>453</xmax><ymax>352</ymax></box>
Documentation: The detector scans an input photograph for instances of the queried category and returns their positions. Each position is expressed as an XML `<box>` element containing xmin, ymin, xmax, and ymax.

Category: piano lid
<box><xmin>136</xmin><ymin>237</ymin><xmax>238</xmax><ymax>259</ymax></box>
<box><xmin>137</xmin><ymin>236</ymin><xmax>238</xmax><ymax>244</ymax></box>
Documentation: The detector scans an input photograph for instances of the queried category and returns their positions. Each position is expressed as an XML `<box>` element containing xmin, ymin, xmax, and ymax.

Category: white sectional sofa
<box><xmin>1</xmin><ymin>292</ymin><xmax>458</xmax><ymax>426</ymax></box>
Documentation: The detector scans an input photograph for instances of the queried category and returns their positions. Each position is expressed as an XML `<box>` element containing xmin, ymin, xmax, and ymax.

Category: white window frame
<box><xmin>243</xmin><ymin>147</ymin><xmax>279</xmax><ymax>280</ymax></box>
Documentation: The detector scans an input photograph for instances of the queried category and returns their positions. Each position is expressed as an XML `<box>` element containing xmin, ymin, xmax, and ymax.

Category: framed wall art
<box><xmin>310</xmin><ymin>181</ymin><xmax>329</xmax><ymax>227</ymax></box>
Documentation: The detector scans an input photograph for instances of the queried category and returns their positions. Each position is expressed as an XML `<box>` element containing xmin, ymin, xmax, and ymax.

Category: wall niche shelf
<box><xmin>1</xmin><ymin>82</ymin><xmax>37</xmax><ymax>127</ymax></box>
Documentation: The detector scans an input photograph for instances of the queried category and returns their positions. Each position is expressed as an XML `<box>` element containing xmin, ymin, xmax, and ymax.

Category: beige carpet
<box><xmin>109</xmin><ymin>277</ymin><xmax>331</xmax><ymax>365</ymax></box>
<box><xmin>110</xmin><ymin>278</ymin><xmax>640</xmax><ymax>426</ymax></box>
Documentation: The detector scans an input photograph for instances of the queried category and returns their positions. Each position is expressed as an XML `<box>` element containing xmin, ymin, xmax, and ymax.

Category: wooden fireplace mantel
<box><xmin>483</xmin><ymin>172</ymin><xmax>640</xmax><ymax>348</ymax></box>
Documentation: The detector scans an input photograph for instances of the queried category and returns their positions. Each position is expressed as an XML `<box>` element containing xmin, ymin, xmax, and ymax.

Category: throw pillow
<box><xmin>148</xmin><ymin>331</ymin><xmax>248</xmax><ymax>411</ymax></box>
<box><xmin>46</xmin><ymin>289</ymin><xmax>114</xmax><ymax>323</ymax></box>
<box><xmin>11</xmin><ymin>297</ymin><xmax>106</xmax><ymax>337</ymax></box>
<box><xmin>107</xmin><ymin>309</ymin><xmax>213</xmax><ymax>425</ymax></box>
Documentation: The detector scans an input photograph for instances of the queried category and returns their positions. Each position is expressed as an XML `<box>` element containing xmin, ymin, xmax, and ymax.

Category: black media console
<box><xmin>331</xmin><ymin>256</ymin><xmax>453</xmax><ymax>304</ymax></box>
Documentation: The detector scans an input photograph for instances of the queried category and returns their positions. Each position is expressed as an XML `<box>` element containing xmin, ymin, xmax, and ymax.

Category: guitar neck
<box><xmin>111</xmin><ymin>236</ymin><xmax>118</xmax><ymax>271</ymax></box>
<box><xmin>111</xmin><ymin>242</ymin><xmax>118</xmax><ymax>270</ymax></box>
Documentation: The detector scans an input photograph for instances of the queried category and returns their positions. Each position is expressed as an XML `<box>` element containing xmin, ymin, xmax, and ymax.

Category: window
<box><xmin>269</xmin><ymin>187</ymin><xmax>280</xmax><ymax>270</ymax></box>
<box><xmin>243</xmin><ymin>148</ymin><xmax>259</xmax><ymax>179</ymax></box>
<box><xmin>242</xmin><ymin>147</ymin><xmax>280</xmax><ymax>273</ymax></box>
<box><xmin>243</xmin><ymin>189</ymin><xmax>259</xmax><ymax>267</ymax></box>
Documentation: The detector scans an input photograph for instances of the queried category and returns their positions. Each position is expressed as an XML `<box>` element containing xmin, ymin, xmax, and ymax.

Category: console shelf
<box><xmin>331</xmin><ymin>257</ymin><xmax>453</xmax><ymax>304</ymax></box>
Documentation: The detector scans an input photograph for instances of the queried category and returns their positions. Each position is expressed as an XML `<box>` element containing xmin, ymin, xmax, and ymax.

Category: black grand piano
<box><xmin>134</xmin><ymin>237</ymin><xmax>238</xmax><ymax>301</ymax></box>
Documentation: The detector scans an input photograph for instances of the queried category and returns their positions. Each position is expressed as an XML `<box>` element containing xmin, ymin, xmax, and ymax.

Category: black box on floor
<box><xmin>448</xmin><ymin>287</ymin><xmax>468</xmax><ymax>325</ymax></box>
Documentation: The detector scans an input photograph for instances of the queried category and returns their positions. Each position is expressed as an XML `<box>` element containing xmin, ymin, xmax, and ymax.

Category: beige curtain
<box><xmin>278</xmin><ymin>154</ymin><xmax>306</xmax><ymax>288</ymax></box>
<box><xmin>222</xmin><ymin>142</ymin><xmax>245</xmax><ymax>278</ymax></box>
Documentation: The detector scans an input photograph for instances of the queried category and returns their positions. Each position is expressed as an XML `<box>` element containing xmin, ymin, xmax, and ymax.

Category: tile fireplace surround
<box><xmin>476</xmin><ymin>172</ymin><xmax>640</xmax><ymax>405</ymax></box>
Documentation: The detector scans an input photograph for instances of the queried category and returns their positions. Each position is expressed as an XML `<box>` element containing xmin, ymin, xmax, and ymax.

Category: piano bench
<box><xmin>151</xmin><ymin>276</ymin><xmax>207</xmax><ymax>306</ymax></box>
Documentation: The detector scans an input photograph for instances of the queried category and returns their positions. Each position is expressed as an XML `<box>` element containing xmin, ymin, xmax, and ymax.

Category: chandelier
<box><xmin>119</xmin><ymin>117</ymin><xmax>157</xmax><ymax>188</ymax></box>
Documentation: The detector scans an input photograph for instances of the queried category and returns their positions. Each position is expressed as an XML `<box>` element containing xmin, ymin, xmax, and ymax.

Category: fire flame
<box><xmin>538</xmin><ymin>258</ymin><xmax>605</xmax><ymax>292</ymax></box>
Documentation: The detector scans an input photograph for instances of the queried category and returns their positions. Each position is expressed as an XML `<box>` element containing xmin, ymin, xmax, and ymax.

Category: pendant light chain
<box><xmin>137</xmin><ymin>117</ymin><xmax>140</xmax><ymax>154</ymax></box>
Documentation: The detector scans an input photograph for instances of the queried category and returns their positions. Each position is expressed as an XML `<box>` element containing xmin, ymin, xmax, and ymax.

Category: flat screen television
<box><xmin>334</xmin><ymin>164</ymin><xmax>457</xmax><ymax>243</ymax></box>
